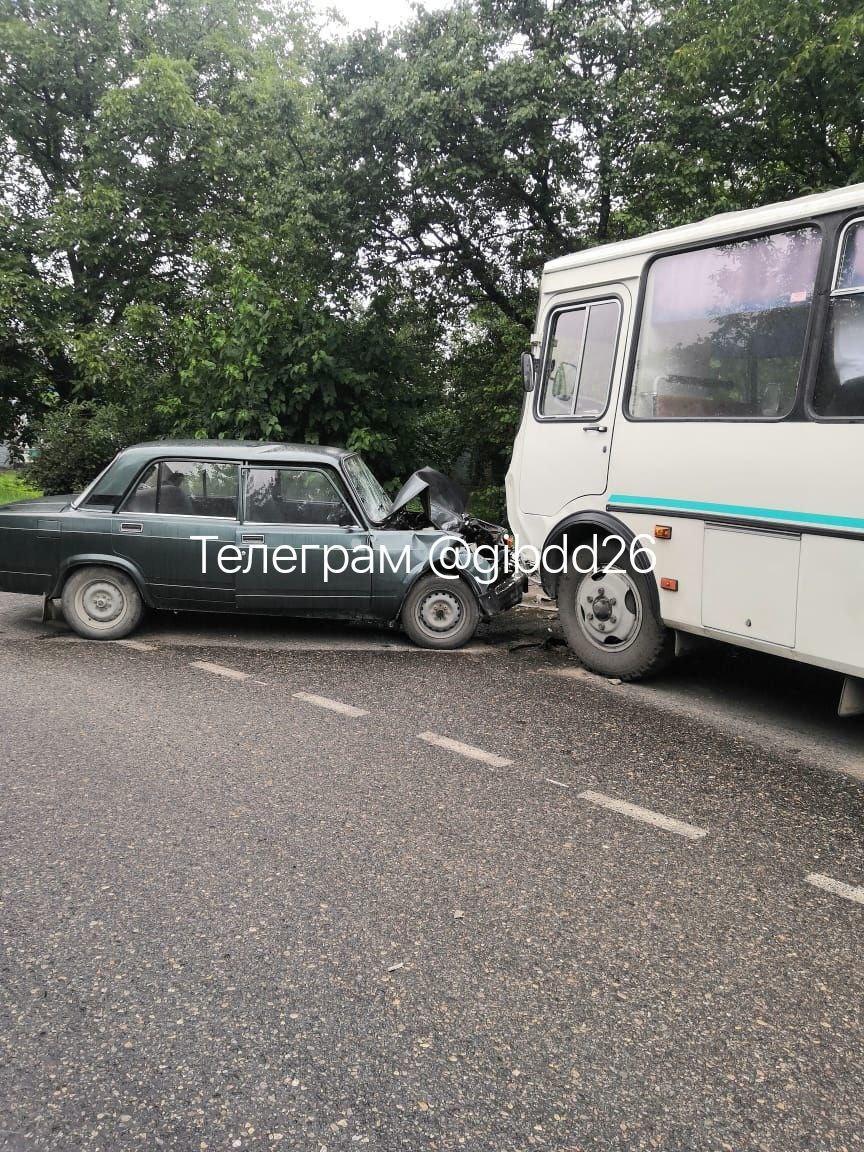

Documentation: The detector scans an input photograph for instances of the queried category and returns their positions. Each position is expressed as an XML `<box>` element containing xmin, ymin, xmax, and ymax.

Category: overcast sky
<box><xmin>310</xmin><ymin>0</ymin><xmax>453</xmax><ymax>32</ymax></box>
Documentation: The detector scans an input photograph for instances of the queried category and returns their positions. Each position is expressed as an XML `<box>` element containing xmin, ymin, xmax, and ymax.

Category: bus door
<box><xmin>518</xmin><ymin>286</ymin><xmax>630</xmax><ymax>517</ymax></box>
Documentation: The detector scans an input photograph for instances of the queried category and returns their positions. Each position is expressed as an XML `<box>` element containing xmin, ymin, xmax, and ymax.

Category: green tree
<box><xmin>660</xmin><ymin>0</ymin><xmax>864</xmax><ymax>209</ymax></box>
<box><xmin>25</xmin><ymin>400</ymin><xmax>145</xmax><ymax>493</ymax></box>
<box><xmin>315</xmin><ymin>0</ymin><xmax>660</xmax><ymax>320</ymax></box>
<box><xmin>5</xmin><ymin>0</ymin><xmax>863</xmax><ymax>517</ymax></box>
<box><xmin>167</xmin><ymin>264</ymin><xmax>441</xmax><ymax>479</ymax></box>
<box><xmin>0</xmin><ymin>0</ymin><xmax>309</xmax><ymax>441</ymax></box>
<box><xmin>313</xmin><ymin>0</ymin><xmax>661</xmax><ymax>502</ymax></box>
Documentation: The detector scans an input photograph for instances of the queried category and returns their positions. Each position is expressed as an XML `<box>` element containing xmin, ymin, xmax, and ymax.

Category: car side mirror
<box><xmin>521</xmin><ymin>351</ymin><xmax>536</xmax><ymax>392</ymax></box>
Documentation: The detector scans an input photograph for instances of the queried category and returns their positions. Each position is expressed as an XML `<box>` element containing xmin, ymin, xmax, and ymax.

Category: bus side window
<box><xmin>813</xmin><ymin>220</ymin><xmax>864</xmax><ymax>419</ymax></box>
<box><xmin>629</xmin><ymin>227</ymin><xmax>821</xmax><ymax>420</ymax></box>
<box><xmin>539</xmin><ymin>299</ymin><xmax>621</xmax><ymax>419</ymax></box>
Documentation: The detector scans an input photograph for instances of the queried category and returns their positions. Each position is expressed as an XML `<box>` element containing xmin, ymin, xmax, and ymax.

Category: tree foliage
<box><xmin>2</xmin><ymin>0</ymin><xmax>863</xmax><ymax>506</ymax></box>
<box><xmin>168</xmin><ymin>267</ymin><xmax>440</xmax><ymax>477</ymax></box>
<box><xmin>0</xmin><ymin>0</ymin><xmax>311</xmax><ymax>431</ymax></box>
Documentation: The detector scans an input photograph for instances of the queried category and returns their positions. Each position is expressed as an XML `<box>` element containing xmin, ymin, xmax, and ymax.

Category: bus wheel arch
<box><xmin>539</xmin><ymin>511</ymin><xmax>657</xmax><ymax>606</ymax></box>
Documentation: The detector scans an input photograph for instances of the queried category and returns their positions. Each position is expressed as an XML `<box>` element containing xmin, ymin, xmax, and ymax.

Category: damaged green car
<box><xmin>0</xmin><ymin>442</ymin><xmax>525</xmax><ymax>648</ymax></box>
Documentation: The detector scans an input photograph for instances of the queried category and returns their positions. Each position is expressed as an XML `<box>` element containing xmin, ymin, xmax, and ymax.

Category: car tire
<box><xmin>401</xmin><ymin>574</ymin><xmax>480</xmax><ymax>650</ymax></box>
<box><xmin>61</xmin><ymin>566</ymin><xmax>145</xmax><ymax>641</ymax></box>
<box><xmin>557</xmin><ymin>541</ymin><xmax>673</xmax><ymax>680</ymax></box>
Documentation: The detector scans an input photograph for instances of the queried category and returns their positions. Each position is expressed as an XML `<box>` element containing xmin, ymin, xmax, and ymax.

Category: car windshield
<box><xmin>343</xmin><ymin>454</ymin><xmax>392</xmax><ymax>522</ymax></box>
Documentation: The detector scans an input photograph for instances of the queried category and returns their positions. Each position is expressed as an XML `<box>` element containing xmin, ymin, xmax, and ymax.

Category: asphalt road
<box><xmin>1</xmin><ymin>592</ymin><xmax>863</xmax><ymax>1151</ymax></box>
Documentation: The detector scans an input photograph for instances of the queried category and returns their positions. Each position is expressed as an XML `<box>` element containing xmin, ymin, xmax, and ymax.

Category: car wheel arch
<box><xmin>51</xmin><ymin>556</ymin><xmax>153</xmax><ymax>606</ymax></box>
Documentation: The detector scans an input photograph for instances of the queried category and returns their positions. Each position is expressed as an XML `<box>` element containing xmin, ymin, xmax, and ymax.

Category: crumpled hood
<box><xmin>385</xmin><ymin>468</ymin><xmax>468</xmax><ymax>532</ymax></box>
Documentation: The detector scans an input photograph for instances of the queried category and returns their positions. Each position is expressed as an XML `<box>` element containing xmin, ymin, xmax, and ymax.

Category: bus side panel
<box><xmin>608</xmin><ymin>421</ymin><xmax>863</xmax><ymax>663</ymax></box>
<box><xmin>796</xmin><ymin>535</ymin><xmax>864</xmax><ymax>673</ymax></box>
<box><xmin>701</xmin><ymin>525</ymin><xmax>800</xmax><ymax>647</ymax></box>
<box><xmin>607</xmin><ymin>422</ymin><xmax>838</xmax><ymax>530</ymax></box>
<box><xmin>615</xmin><ymin>511</ymin><xmax>704</xmax><ymax>629</ymax></box>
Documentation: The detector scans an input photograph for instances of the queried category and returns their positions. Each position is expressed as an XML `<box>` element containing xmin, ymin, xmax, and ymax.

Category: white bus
<box><xmin>506</xmin><ymin>183</ymin><xmax>864</xmax><ymax>714</ymax></box>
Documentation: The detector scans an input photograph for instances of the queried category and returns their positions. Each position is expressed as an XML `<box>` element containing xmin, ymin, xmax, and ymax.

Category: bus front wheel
<box><xmin>557</xmin><ymin>543</ymin><xmax>673</xmax><ymax>681</ymax></box>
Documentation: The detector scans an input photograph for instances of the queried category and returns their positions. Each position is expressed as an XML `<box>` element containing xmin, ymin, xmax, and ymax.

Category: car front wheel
<box><xmin>557</xmin><ymin>543</ymin><xmax>673</xmax><ymax>680</ymax></box>
<box><xmin>401</xmin><ymin>574</ymin><xmax>480</xmax><ymax>650</ymax></box>
<box><xmin>61</xmin><ymin>566</ymin><xmax>144</xmax><ymax>641</ymax></box>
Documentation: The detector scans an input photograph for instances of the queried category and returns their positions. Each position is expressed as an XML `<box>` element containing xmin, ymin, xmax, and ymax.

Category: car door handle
<box><xmin>120</xmin><ymin>522</ymin><xmax>143</xmax><ymax>533</ymax></box>
<box><xmin>241</xmin><ymin>533</ymin><xmax>265</xmax><ymax>544</ymax></box>
<box><xmin>583</xmin><ymin>425</ymin><xmax>608</xmax><ymax>433</ymax></box>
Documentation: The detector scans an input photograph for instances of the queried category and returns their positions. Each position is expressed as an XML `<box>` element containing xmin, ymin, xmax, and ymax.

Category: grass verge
<box><xmin>0</xmin><ymin>471</ymin><xmax>42</xmax><ymax>505</ymax></box>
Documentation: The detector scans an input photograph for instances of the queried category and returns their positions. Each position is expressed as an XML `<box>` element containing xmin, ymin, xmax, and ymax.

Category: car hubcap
<box><xmin>79</xmin><ymin>580</ymin><xmax>125</xmax><ymax>625</ymax></box>
<box><xmin>575</xmin><ymin>569</ymin><xmax>642</xmax><ymax>652</ymax></box>
<box><xmin>418</xmin><ymin>589</ymin><xmax>462</xmax><ymax>634</ymax></box>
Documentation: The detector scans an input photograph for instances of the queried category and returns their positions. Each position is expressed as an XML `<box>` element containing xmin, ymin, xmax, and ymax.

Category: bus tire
<box><xmin>557</xmin><ymin>542</ymin><xmax>673</xmax><ymax>681</ymax></box>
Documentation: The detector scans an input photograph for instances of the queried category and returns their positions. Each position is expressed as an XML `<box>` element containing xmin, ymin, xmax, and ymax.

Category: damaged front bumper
<box><xmin>476</xmin><ymin>570</ymin><xmax>528</xmax><ymax>619</ymax></box>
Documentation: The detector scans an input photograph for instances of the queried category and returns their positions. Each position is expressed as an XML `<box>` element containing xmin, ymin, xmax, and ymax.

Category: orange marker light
<box><xmin>654</xmin><ymin>525</ymin><xmax>672</xmax><ymax>540</ymax></box>
<box><xmin>660</xmin><ymin>577</ymin><xmax>679</xmax><ymax>592</ymax></box>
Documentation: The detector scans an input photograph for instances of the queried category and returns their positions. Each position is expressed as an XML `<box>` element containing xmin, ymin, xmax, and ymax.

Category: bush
<box><xmin>468</xmin><ymin>483</ymin><xmax>508</xmax><ymax>526</ymax></box>
<box><xmin>25</xmin><ymin>402</ymin><xmax>145</xmax><ymax>495</ymax></box>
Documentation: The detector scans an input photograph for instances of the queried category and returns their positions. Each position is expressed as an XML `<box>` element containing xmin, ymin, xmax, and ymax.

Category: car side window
<box><xmin>122</xmin><ymin>461</ymin><xmax>239</xmax><ymax>518</ymax></box>
<box><xmin>812</xmin><ymin>220</ymin><xmax>864</xmax><ymax>418</ymax></box>
<box><xmin>539</xmin><ymin>300</ymin><xmax>621</xmax><ymax>419</ymax></box>
<box><xmin>244</xmin><ymin>467</ymin><xmax>354</xmax><ymax>526</ymax></box>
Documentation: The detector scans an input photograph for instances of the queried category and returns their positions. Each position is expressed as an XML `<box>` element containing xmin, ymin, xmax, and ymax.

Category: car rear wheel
<box><xmin>557</xmin><ymin>542</ymin><xmax>673</xmax><ymax>680</ymax></box>
<box><xmin>401</xmin><ymin>574</ymin><xmax>479</xmax><ymax>650</ymax></box>
<box><xmin>61</xmin><ymin>566</ymin><xmax>144</xmax><ymax>641</ymax></box>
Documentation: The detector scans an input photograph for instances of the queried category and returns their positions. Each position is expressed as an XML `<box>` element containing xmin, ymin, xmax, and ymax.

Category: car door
<box><xmin>234</xmin><ymin>465</ymin><xmax>372</xmax><ymax>616</ymax></box>
<box><xmin>113</xmin><ymin>458</ymin><xmax>240</xmax><ymax>607</ymax></box>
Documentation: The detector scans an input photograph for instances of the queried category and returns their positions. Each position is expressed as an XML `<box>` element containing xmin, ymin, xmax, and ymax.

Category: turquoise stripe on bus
<box><xmin>607</xmin><ymin>494</ymin><xmax>864</xmax><ymax>532</ymax></box>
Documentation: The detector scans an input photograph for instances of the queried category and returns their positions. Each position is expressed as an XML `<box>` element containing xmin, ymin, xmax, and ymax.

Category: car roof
<box><xmin>76</xmin><ymin>440</ymin><xmax>355</xmax><ymax>507</ymax></box>
<box><xmin>128</xmin><ymin>440</ymin><xmax>351</xmax><ymax>465</ymax></box>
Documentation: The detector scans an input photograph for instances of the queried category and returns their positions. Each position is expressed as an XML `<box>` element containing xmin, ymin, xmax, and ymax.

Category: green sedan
<box><xmin>0</xmin><ymin>441</ymin><xmax>525</xmax><ymax>649</ymax></box>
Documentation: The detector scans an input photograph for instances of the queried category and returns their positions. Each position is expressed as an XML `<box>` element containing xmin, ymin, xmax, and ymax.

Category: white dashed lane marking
<box><xmin>805</xmin><ymin>872</ymin><xmax>864</xmax><ymax>906</ymax></box>
<box><xmin>190</xmin><ymin>660</ymin><xmax>251</xmax><ymax>682</ymax></box>
<box><xmin>578</xmin><ymin>789</ymin><xmax>707</xmax><ymax>841</ymax></box>
<box><xmin>417</xmin><ymin>732</ymin><xmax>513</xmax><ymax>769</ymax></box>
<box><xmin>292</xmin><ymin>692</ymin><xmax>369</xmax><ymax>718</ymax></box>
<box><xmin>55</xmin><ymin>632</ymin><xmax>864</xmax><ymax>914</ymax></box>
